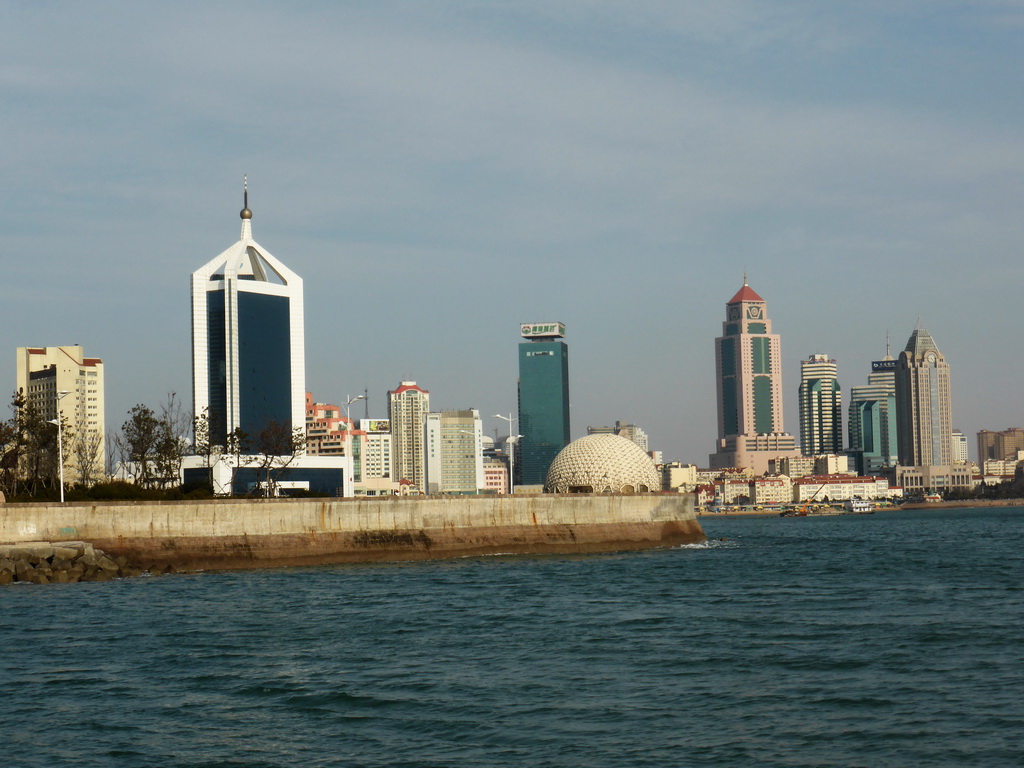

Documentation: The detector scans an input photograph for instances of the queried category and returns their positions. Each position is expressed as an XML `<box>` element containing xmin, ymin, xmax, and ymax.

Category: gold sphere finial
<box><xmin>240</xmin><ymin>174</ymin><xmax>252</xmax><ymax>219</ymax></box>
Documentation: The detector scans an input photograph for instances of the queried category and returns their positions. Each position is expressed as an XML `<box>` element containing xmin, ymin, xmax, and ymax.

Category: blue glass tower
<box><xmin>517</xmin><ymin>322</ymin><xmax>570</xmax><ymax>486</ymax></box>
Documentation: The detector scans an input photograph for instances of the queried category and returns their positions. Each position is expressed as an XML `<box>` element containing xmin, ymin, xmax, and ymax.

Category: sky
<box><xmin>2</xmin><ymin>1</ymin><xmax>1022</xmax><ymax>464</ymax></box>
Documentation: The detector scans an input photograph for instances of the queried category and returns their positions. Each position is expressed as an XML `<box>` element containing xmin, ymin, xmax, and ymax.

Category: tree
<box><xmin>73</xmin><ymin>430</ymin><xmax>105</xmax><ymax>487</ymax></box>
<box><xmin>249</xmin><ymin>420</ymin><xmax>306</xmax><ymax>497</ymax></box>
<box><xmin>0</xmin><ymin>389</ymin><xmax>69</xmax><ymax>500</ymax></box>
<box><xmin>121</xmin><ymin>404</ymin><xmax>160</xmax><ymax>488</ymax></box>
<box><xmin>152</xmin><ymin>392</ymin><xmax>191</xmax><ymax>489</ymax></box>
<box><xmin>192</xmin><ymin>407</ymin><xmax>216</xmax><ymax>467</ymax></box>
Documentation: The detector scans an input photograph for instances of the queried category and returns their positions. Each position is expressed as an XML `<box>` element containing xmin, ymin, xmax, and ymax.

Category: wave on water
<box><xmin>674</xmin><ymin>537</ymin><xmax>736</xmax><ymax>549</ymax></box>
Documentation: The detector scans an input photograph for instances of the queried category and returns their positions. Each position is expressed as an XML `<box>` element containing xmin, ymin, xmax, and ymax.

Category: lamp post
<box><xmin>49</xmin><ymin>390</ymin><xmax>71</xmax><ymax>503</ymax></box>
<box><xmin>345</xmin><ymin>395</ymin><xmax>365</xmax><ymax>496</ymax></box>
<box><xmin>493</xmin><ymin>413</ymin><xmax>518</xmax><ymax>495</ymax></box>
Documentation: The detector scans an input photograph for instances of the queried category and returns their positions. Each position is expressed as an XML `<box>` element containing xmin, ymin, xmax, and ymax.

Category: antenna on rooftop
<box><xmin>364</xmin><ymin>388</ymin><xmax>369</xmax><ymax>419</ymax></box>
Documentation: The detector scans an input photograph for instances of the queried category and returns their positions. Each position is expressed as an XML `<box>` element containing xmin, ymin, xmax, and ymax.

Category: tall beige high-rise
<box><xmin>895</xmin><ymin>328</ymin><xmax>952</xmax><ymax>467</ymax></box>
<box><xmin>388</xmin><ymin>381</ymin><xmax>429</xmax><ymax>492</ymax></box>
<box><xmin>16</xmin><ymin>345</ymin><xmax>105</xmax><ymax>485</ymax></box>
<box><xmin>710</xmin><ymin>278</ymin><xmax>799</xmax><ymax>472</ymax></box>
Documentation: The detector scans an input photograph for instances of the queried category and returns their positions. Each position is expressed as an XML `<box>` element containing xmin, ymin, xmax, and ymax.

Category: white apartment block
<box><xmin>425</xmin><ymin>409</ymin><xmax>484</xmax><ymax>494</ymax></box>
<box><xmin>792</xmin><ymin>475</ymin><xmax>899</xmax><ymax>502</ymax></box>
<box><xmin>951</xmin><ymin>429</ymin><xmax>969</xmax><ymax>464</ymax></box>
<box><xmin>357</xmin><ymin>420</ymin><xmax>393</xmax><ymax>481</ymax></box>
<box><xmin>16</xmin><ymin>345</ymin><xmax>105</xmax><ymax>485</ymax></box>
<box><xmin>750</xmin><ymin>476</ymin><xmax>792</xmax><ymax>505</ymax></box>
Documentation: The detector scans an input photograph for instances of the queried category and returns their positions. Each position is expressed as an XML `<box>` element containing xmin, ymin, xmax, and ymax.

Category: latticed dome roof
<box><xmin>544</xmin><ymin>433</ymin><xmax>661</xmax><ymax>494</ymax></box>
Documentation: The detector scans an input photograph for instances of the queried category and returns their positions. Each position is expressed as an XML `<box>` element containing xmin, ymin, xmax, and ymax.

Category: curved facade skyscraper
<box><xmin>191</xmin><ymin>186</ymin><xmax>305</xmax><ymax>447</ymax></box>
<box><xmin>798</xmin><ymin>354</ymin><xmax>842</xmax><ymax>457</ymax></box>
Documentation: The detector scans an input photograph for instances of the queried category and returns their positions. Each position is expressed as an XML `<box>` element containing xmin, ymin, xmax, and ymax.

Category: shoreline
<box><xmin>697</xmin><ymin>497</ymin><xmax>1024</xmax><ymax>517</ymax></box>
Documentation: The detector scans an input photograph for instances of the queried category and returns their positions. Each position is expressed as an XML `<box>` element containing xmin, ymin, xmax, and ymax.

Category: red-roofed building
<box><xmin>710</xmin><ymin>278</ymin><xmax>800</xmax><ymax>474</ymax></box>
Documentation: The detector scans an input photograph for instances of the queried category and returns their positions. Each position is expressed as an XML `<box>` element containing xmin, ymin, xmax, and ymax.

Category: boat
<box><xmin>843</xmin><ymin>498</ymin><xmax>873</xmax><ymax>514</ymax></box>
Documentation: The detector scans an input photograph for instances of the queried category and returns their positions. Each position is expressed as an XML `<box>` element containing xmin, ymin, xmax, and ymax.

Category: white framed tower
<box><xmin>191</xmin><ymin>181</ymin><xmax>305</xmax><ymax>447</ymax></box>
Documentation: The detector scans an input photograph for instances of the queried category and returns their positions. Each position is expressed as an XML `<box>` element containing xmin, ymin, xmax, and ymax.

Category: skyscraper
<box><xmin>710</xmin><ymin>279</ymin><xmax>799</xmax><ymax>472</ymax></box>
<box><xmin>388</xmin><ymin>381</ymin><xmax>429</xmax><ymax>492</ymax></box>
<box><xmin>895</xmin><ymin>327</ymin><xmax>952</xmax><ymax>467</ymax></box>
<box><xmin>16</xmin><ymin>345</ymin><xmax>105</xmax><ymax>485</ymax></box>
<box><xmin>517</xmin><ymin>322</ymin><xmax>570</xmax><ymax>486</ymax></box>
<box><xmin>847</xmin><ymin>356</ymin><xmax>898</xmax><ymax>475</ymax></box>
<box><xmin>798</xmin><ymin>354</ymin><xmax>842</xmax><ymax>456</ymax></box>
<box><xmin>191</xmin><ymin>183</ymin><xmax>305</xmax><ymax>447</ymax></box>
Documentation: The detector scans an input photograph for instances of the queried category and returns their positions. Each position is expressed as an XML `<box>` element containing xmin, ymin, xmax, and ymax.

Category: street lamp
<box><xmin>49</xmin><ymin>390</ymin><xmax>71</xmax><ymax>503</ymax></box>
<box><xmin>493</xmin><ymin>413</ymin><xmax>518</xmax><ymax>495</ymax></box>
<box><xmin>344</xmin><ymin>395</ymin><xmax>365</xmax><ymax>496</ymax></box>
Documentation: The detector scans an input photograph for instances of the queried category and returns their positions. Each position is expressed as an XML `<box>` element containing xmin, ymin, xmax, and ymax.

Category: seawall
<box><xmin>0</xmin><ymin>493</ymin><xmax>704</xmax><ymax>571</ymax></box>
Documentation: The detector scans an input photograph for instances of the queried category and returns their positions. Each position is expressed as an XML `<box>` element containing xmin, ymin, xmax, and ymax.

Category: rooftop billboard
<box><xmin>520</xmin><ymin>322</ymin><xmax>565</xmax><ymax>339</ymax></box>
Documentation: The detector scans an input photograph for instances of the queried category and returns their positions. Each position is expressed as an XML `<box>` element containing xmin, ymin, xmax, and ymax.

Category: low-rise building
<box><xmin>662</xmin><ymin>462</ymin><xmax>698</xmax><ymax>492</ymax></box>
<box><xmin>751</xmin><ymin>475</ymin><xmax>791</xmax><ymax>505</ymax></box>
<box><xmin>893</xmin><ymin>464</ymin><xmax>975</xmax><ymax>496</ymax></box>
<box><xmin>792</xmin><ymin>474</ymin><xmax>900</xmax><ymax>503</ymax></box>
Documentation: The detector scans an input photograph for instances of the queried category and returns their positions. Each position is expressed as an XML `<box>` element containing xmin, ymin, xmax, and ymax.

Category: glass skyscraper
<box><xmin>191</xmin><ymin>187</ymin><xmax>305</xmax><ymax>447</ymax></box>
<box><xmin>517</xmin><ymin>322</ymin><xmax>570</xmax><ymax>486</ymax></box>
<box><xmin>847</xmin><ymin>357</ymin><xmax>898</xmax><ymax>475</ymax></box>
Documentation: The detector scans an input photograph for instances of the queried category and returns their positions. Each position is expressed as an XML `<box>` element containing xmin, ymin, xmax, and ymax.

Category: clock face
<box><xmin>927</xmin><ymin>353</ymin><xmax>936</xmax><ymax>363</ymax></box>
<box><xmin>746</xmin><ymin>305</ymin><xmax>763</xmax><ymax>320</ymax></box>
<box><xmin>728</xmin><ymin>306</ymin><xmax>741</xmax><ymax>320</ymax></box>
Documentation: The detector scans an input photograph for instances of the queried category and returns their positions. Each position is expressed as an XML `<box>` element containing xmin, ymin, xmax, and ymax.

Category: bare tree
<box><xmin>73</xmin><ymin>430</ymin><xmax>105</xmax><ymax>486</ymax></box>
<box><xmin>249</xmin><ymin>421</ymin><xmax>306</xmax><ymax>497</ymax></box>
<box><xmin>106</xmin><ymin>427</ymin><xmax>123</xmax><ymax>480</ymax></box>
<box><xmin>153</xmin><ymin>392</ymin><xmax>191</xmax><ymax>489</ymax></box>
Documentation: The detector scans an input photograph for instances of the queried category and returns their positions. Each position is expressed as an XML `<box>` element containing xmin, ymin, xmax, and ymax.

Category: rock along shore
<box><xmin>0</xmin><ymin>541</ymin><xmax>150</xmax><ymax>585</ymax></box>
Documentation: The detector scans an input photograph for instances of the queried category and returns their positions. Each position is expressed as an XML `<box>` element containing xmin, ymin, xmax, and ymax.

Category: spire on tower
<box><xmin>240</xmin><ymin>175</ymin><xmax>252</xmax><ymax>220</ymax></box>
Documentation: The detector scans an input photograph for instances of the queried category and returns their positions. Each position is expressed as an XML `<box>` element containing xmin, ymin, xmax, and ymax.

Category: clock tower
<box><xmin>710</xmin><ymin>277</ymin><xmax>799</xmax><ymax>472</ymax></box>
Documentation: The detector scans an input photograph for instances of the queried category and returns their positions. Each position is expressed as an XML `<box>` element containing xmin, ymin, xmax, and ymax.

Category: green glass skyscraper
<box><xmin>517</xmin><ymin>322</ymin><xmax>570</xmax><ymax>486</ymax></box>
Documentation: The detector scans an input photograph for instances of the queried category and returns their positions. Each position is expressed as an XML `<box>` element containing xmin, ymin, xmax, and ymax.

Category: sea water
<box><xmin>2</xmin><ymin>507</ymin><xmax>1022</xmax><ymax>767</ymax></box>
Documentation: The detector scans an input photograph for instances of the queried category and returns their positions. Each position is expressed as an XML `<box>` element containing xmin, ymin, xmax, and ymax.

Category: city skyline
<box><xmin>3</xmin><ymin>3</ymin><xmax>1022</xmax><ymax>463</ymax></box>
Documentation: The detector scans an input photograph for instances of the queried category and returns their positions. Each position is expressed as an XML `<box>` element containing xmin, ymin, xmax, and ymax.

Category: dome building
<box><xmin>544</xmin><ymin>433</ymin><xmax>660</xmax><ymax>494</ymax></box>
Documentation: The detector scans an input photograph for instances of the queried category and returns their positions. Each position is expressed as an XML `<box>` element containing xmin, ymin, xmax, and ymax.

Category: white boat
<box><xmin>844</xmin><ymin>498</ymin><xmax>872</xmax><ymax>514</ymax></box>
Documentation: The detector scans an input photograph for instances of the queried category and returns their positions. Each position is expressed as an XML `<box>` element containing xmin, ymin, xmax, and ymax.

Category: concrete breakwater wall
<box><xmin>0</xmin><ymin>493</ymin><xmax>704</xmax><ymax>571</ymax></box>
